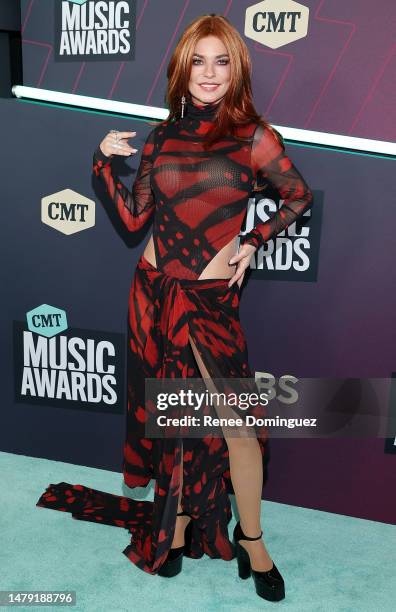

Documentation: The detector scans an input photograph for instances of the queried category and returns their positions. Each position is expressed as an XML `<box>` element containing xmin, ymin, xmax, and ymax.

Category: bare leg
<box><xmin>188</xmin><ymin>334</ymin><xmax>274</xmax><ymax>571</ymax></box>
<box><xmin>226</xmin><ymin>436</ymin><xmax>273</xmax><ymax>571</ymax></box>
<box><xmin>169</xmin><ymin>444</ymin><xmax>191</xmax><ymax>548</ymax></box>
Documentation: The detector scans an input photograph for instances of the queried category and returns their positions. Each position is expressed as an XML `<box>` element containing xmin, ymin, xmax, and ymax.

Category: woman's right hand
<box><xmin>99</xmin><ymin>130</ymin><xmax>139</xmax><ymax>158</ymax></box>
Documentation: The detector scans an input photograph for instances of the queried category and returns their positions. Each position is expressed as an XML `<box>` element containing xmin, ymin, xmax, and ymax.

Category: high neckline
<box><xmin>185</xmin><ymin>96</ymin><xmax>221</xmax><ymax>120</ymax></box>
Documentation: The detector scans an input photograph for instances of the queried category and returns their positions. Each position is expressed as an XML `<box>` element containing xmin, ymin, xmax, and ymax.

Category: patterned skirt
<box><xmin>36</xmin><ymin>254</ymin><xmax>270</xmax><ymax>574</ymax></box>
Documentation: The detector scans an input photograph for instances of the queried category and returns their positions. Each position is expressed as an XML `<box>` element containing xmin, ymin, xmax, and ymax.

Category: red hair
<box><xmin>151</xmin><ymin>13</ymin><xmax>283</xmax><ymax>150</ymax></box>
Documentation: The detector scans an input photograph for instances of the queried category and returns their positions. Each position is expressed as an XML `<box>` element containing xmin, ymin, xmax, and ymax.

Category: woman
<box><xmin>36</xmin><ymin>14</ymin><xmax>313</xmax><ymax>603</ymax></box>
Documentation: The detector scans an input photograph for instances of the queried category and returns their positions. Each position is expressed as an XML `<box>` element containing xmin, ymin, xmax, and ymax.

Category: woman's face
<box><xmin>188</xmin><ymin>35</ymin><xmax>231</xmax><ymax>105</ymax></box>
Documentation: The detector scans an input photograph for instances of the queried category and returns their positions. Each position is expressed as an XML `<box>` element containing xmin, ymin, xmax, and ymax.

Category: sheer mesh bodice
<box><xmin>93</xmin><ymin>97</ymin><xmax>313</xmax><ymax>279</ymax></box>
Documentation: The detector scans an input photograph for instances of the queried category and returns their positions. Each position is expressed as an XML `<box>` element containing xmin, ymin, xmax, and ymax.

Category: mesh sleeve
<box><xmin>241</xmin><ymin>124</ymin><xmax>314</xmax><ymax>250</ymax></box>
<box><xmin>92</xmin><ymin>126</ymin><xmax>157</xmax><ymax>232</ymax></box>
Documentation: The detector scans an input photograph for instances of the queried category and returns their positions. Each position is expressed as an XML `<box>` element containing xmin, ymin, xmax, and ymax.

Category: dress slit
<box><xmin>35</xmin><ymin>254</ymin><xmax>270</xmax><ymax>574</ymax></box>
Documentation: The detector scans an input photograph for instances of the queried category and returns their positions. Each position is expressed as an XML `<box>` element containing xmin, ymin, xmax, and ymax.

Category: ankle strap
<box><xmin>235</xmin><ymin>521</ymin><xmax>263</xmax><ymax>541</ymax></box>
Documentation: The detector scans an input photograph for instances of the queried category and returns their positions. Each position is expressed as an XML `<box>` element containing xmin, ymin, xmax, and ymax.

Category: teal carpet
<box><xmin>1</xmin><ymin>450</ymin><xmax>395</xmax><ymax>612</ymax></box>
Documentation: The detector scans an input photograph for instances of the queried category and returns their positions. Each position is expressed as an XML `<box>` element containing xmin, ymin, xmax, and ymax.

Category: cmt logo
<box><xmin>41</xmin><ymin>188</ymin><xmax>95</xmax><ymax>235</ymax></box>
<box><xmin>239</xmin><ymin>186</ymin><xmax>323</xmax><ymax>282</ymax></box>
<box><xmin>55</xmin><ymin>0</ymin><xmax>136</xmax><ymax>62</ymax></box>
<box><xmin>245</xmin><ymin>0</ymin><xmax>309</xmax><ymax>49</ymax></box>
<box><xmin>27</xmin><ymin>304</ymin><xmax>68</xmax><ymax>338</ymax></box>
<box><xmin>13</xmin><ymin>305</ymin><xmax>126</xmax><ymax>413</ymax></box>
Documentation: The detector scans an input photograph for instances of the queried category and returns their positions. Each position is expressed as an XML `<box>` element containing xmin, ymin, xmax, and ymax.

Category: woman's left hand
<box><xmin>228</xmin><ymin>243</ymin><xmax>257</xmax><ymax>288</ymax></box>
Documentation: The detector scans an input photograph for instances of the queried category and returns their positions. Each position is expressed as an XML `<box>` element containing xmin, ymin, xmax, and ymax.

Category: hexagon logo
<box><xmin>26</xmin><ymin>304</ymin><xmax>68</xmax><ymax>338</ymax></box>
<box><xmin>245</xmin><ymin>0</ymin><xmax>309</xmax><ymax>49</ymax></box>
<box><xmin>41</xmin><ymin>188</ymin><xmax>95</xmax><ymax>235</ymax></box>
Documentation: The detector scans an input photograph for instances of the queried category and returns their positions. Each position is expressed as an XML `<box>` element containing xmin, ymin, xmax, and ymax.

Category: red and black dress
<box><xmin>36</xmin><ymin>97</ymin><xmax>313</xmax><ymax>574</ymax></box>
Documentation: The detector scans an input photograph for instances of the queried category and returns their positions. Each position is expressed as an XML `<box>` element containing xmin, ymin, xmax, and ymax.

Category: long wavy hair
<box><xmin>152</xmin><ymin>13</ymin><xmax>283</xmax><ymax>150</ymax></box>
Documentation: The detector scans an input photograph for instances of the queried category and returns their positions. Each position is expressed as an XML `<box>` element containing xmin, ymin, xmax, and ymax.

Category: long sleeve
<box><xmin>241</xmin><ymin>124</ymin><xmax>314</xmax><ymax>250</ymax></box>
<box><xmin>92</xmin><ymin>126</ymin><xmax>157</xmax><ymax>232</ymax></box>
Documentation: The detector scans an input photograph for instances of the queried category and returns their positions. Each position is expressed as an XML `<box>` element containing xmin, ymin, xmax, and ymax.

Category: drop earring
<box><xmin>181</xmin><ymin>94</ymin><xmax>186</xmax><ymax>118</ymax></box>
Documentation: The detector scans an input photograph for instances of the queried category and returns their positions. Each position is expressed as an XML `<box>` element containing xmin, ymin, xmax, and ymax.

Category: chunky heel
<box><xmin>234</xmin><ymin>541</ymin><xmax>251</xmax><ymax>579</ymax></box>
<box><xmin>157</xmin><ymin>511</ymin><xmax>193</xmax><ymax>578</ymax></box>
<box><xmin>233</xmin><ymin>521</ymin><xmax>285</xmax><ymax>602</ymax></box>
<box><xmin>157</xmin><ymin>549</ymin><xmax>184</xmax><ymax>577</ymax></box>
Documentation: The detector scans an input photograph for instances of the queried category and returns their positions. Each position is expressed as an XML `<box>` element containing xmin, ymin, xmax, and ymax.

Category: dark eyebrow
<box><xmin>192</xmin><ymin>53</ymin><xmax>229</xmax><ymax>59</ymax></box>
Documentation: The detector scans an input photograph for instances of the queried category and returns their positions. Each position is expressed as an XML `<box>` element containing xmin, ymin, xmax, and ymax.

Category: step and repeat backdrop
<box><xmin>20</xmin><ymin>0</ymin><xmax>395</xmax><ymax>141</ymax></box>
<box><xmin>1</xmin><ymin>0</ymin><xmax>395</xmax><ymax>523</ymax></box>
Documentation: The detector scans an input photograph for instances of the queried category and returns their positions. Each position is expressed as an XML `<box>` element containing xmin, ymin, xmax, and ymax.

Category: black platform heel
<box><xmin>233</xmin><ymin>521</ymin><xmax>285</xmax><ymax>602</ymax></box>
<box><xmin>157</xmin><ymin>511</ymin><xmax>193</xmax><ymax>578</ymax></box>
